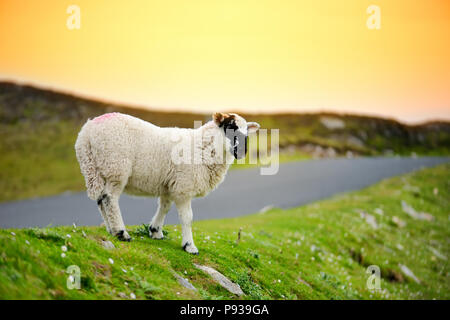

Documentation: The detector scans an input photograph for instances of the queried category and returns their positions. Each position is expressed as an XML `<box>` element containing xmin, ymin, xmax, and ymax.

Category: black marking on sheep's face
<box><xmin>221</xmin><ymin>116</ymin><xmax>248</xmax><ymax>159</ymax></box>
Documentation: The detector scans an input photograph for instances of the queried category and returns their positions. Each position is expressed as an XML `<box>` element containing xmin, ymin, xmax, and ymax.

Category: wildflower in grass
<box><xmin>130</xmin><ymin>293</ymin><xmax>136</xmax><ymax>299</ymax></box>
<box><xmin>109</xmin><ymin>258</ymin><xmax>114</xmax><ymax>264</ymax></box>
<box><xmin>10</xmin><ymin>232</ymin><xmax>16</xmax><ymax>236</ymax></box>
<box><xmin>61</xmin><ymin>245</ymin><xmax>67</xmax><ymax>252</ymax></box>
<box><xmin>66</xmin><ymin>234</ymin><xmax>71</xmax><ymax>238</ymax></box>
<box><xmin>61</xmin><ymin>253</ymin><xmax>66</xmax><ymax>258</ymax></box>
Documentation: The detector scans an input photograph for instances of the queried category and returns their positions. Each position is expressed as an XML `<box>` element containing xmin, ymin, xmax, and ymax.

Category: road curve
<box><xmin>0</xmin><ymin>157</ymin><xmax>448</xmax><ymax>229</ymax></box>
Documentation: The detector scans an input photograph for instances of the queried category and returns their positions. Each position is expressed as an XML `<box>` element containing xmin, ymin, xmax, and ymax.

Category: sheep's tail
<box><xmin>75</xmin><ymin>123</ymin><xmax>104</xmax><ymax>201</ymax></box>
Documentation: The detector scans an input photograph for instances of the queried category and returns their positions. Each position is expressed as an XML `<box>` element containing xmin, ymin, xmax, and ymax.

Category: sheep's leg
<box><xmin>98</xmin><ymin>184</ymin><xmax>131</xmax><ymax>241</ymax></box>
<box><xmin>175</xmin><ymin>198</ymin><xmax>198</xmax><ymax>254</ymax></box>
<box><xmin>97</xmin><ymin>196</ymin><xmax>112</xmax><ymax>234</ymax></box>
<box><xmin>149</xmin><ymin>196</ymin><xmax>172</xmax><ymax>239</ymax></box>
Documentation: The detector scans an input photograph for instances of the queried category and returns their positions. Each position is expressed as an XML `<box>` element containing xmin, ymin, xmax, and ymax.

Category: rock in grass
<box><xmin>259</xmin><ymin>205</ymin><xmax>274</xmax><ymax>213</ymax></box>
<box><xmin>102</xmin><ymin>240</ymin><xmax>115</xmax><ymax>250</ymax></box>
<box><xmin>392</xmin><ymin>216</ymin><xmax>406</xmax><ymax>228</ymax></box>
<box><xmin>401</xmin><ymin>201</ymin><xmax>434</xmax><ymax>221</ymax></box>
<box><xmin>171</xmin><ymin>271</ymin><xmax>197</xmax><ymax>291</ymax></box>
<box><xmin>399</xmin><ymin>264</ymin><xmax>420</xmax><ymax>284</ymax></box>
<box><xmin>194</xmin><ymin>264</ymin><xmax>244</xmax><ymax>296</ymax></box>
<box><xmin>428</xmin><ymin>246</ymin><xmax>447</xmax><ymax>260</ymax></box>
<box><xmin>359</xmin><ymin>211</ymin><xmax>378</xmax><ymax>229</ymax></box>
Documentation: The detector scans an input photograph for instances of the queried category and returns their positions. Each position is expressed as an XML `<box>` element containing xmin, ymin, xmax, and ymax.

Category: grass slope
<box><xmin>0</xmin><ymin>164</ymin><xmax>448</xmax><ymax>300</ymax></box>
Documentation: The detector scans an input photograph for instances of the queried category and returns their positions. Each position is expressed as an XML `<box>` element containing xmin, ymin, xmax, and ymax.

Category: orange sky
<box><xmin>0</xmin><ymin>0</ymin><xmax>449</xmax><ymax>123</ymax></box>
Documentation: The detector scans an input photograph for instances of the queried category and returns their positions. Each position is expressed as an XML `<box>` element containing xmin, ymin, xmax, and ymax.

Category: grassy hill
<box><xmin>0</xmin><ymin>163</ymin><xmax>448</xmax><ymax>299</ymax></box>
<box><xmin>0</xmin><ymin>81</ymin><xmax>449</xmax><ymax>202</ymax></box>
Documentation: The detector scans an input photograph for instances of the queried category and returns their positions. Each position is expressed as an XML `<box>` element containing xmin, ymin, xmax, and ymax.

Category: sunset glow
<box><xmin>0</xmin><ymin>0</ymin><xmax>449</xmax><ymax>123</ymax></box>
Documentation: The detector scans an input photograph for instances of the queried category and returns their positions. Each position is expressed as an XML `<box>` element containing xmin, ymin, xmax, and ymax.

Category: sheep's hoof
<box><xmin>149</xmin><ymin>225</ymin><xmax>164</xmax><ymax>240</ymax></box>
<box><xmin>116</xmin><ymin>230</ymin><xmax>132</xmax><ymax>242</ymax></box>
<box><xmin>182</xmin><ymin>242</ymin><xmax>199</xmax><ymax>255</ymax></box>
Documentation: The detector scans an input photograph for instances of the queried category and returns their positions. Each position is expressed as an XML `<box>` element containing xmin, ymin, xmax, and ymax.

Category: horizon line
<box><xmin>0</xmin><ymin>76</ymin><xmax>448</xmax><ymax>126</ymax></box>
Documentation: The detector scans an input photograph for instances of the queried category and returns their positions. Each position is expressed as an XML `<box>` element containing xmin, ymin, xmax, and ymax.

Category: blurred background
<box><xmin>0</xmin><ymin>0</ymin><xmax>449</xmax><ymax>202</ymax></box>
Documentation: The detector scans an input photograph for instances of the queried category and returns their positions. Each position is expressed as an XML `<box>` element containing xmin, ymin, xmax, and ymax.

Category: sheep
<box><xmin>75</xmin><ymin>112</ymin><xmax>260</xmax><ymax>254</ymax></box>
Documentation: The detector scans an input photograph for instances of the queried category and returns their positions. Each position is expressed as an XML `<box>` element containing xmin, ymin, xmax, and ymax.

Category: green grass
<box><xmin>1</xmin><ymin>163</ymin><xmax>448</xmax><ymax>300</ymax></box>
<box><xmin>0</xmin><ymin>121</ymin><xmax>85</xmax><ymax>202</ymax></box>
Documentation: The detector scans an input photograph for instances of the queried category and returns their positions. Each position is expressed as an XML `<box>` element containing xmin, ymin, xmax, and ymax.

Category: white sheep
<box><xmin>75</xmin><ymin>112</ymin><xmax>260</xmax><ymax>254</ymax></box>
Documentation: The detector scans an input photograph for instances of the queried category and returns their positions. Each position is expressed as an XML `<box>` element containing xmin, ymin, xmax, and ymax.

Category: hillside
<box><xmin>0</xmin><ymin>81</ymin><xmax>449</xmax><ymax>202</ymax></box>
<box><xmin>0</xmin><ymin>164</ymin><xmax>448</xmax><ymax>299</ymax></box>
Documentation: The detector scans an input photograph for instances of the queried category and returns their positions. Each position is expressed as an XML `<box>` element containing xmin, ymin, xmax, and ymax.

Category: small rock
<box><xmin>392</xmin><ymin>216</ymin><xmax>406</xmax><ymax>228</ymax></box>
<box><xmin>399</xmin><ymin>264</ymin><xmax>420</xmax><ymax>284</ymax></box>
<box><xmin>259</xmin><ymin>205</ymin><xmax>274</xmax><ymax>214</ymax></box>
<box><xmin>359</xmin><ymin>211</ymin><xmax>378</xmax><ymax>229</ymax></box>
<box><xmin>172</xmin><ymin>271</ymin><xmax>197</xmax><ymax>291</ymax></box>
<box><xmin>374</xmin><ymin>208</ymin><xmax>384</xmax><ymax>216</ymax></box>
<box><xmin>297</xmin><ymin>276</ymin><xmax>312</xmax><ymax>288</ymax></box>
<box><xmin>428</xmin><ymin>246</ymin><xmax>447</xmax><ymax>260</ymax></box>
<box><xmin>401</xmin><ymin>201</ymin><xmax>433</xmax><ymax>221</ymax></box>
<box><xmin>118</xmin><ymin>292</ymin><xmax>127</xmax><ymax>299</ymax></box>
<box><xmin>194</xmin><ymin>264</ymin><xmax>244</xmax><ymax>296</ymax></box>
<box><xmin>320</xmin><ymin>116</ymin><xmax>345</xmax><ymax>130</ymax></box>
<box><xmin>102</xmin><ymin>240</ymin><xmax>116</xmax><ymax>250</ymax></box>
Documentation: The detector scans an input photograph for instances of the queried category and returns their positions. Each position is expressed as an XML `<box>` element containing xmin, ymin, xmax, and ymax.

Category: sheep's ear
<box><xmin>247</xmin><ymin>122</ymin><xmax>260</xmax><ymax>134</ymax></box>
<box><xmin>213</xmin><ymin>112</ymin><xmax>228</xmax><ymax>126</ymax></box>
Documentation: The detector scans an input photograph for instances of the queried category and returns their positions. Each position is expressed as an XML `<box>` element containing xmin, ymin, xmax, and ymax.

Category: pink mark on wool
<box><xmin>93</xmin><ymin>113</ymin><xmax>119</xmax><ymax>123</ymax></box>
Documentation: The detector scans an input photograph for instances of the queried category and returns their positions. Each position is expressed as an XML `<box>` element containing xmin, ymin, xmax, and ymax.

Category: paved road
<box><xmin>0</xmin><ymin>157</ymin><xmax>448</xmax><ymax>229</ymax></box>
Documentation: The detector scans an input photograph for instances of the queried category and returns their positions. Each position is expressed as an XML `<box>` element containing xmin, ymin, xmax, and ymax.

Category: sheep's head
<box><xmin>213</xmin><ymin>112</ymin><xmax>260</xmax><ymax>159</ymax></box>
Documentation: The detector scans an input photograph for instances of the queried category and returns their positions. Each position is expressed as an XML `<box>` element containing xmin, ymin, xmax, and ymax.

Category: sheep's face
<box><xmin>213</xmin><ymin>113</ymin><xmax>260</xmax><ymax>159</ymax></box>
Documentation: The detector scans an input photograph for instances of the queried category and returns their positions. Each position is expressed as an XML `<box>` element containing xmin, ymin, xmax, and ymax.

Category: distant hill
<box><xmin>0</xmin><ymin>81</ymin><xmax>449</xmax><ymax>202</ymax></box>
<box><xmin>1</xmin><ymin>81</ymin><xmax>449</xmax><ymax>156</ymax></box>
